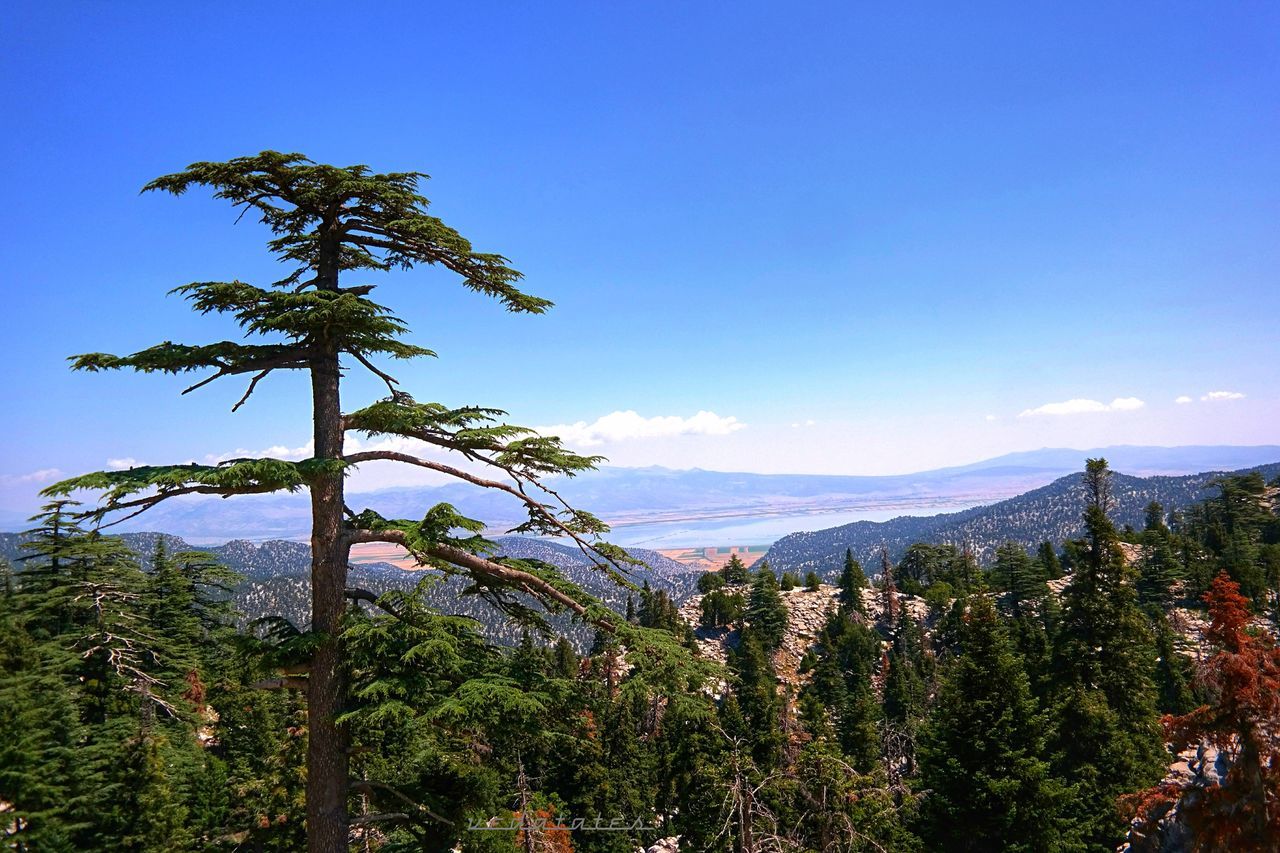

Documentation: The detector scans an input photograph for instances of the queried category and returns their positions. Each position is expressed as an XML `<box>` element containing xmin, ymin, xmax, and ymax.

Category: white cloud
<box><xmin>1201</xmin><ymin>390</ymin><xmax>1245</xmax><ymax>402</ymax></box>
<box><xmin>107</xmin><ymin>457</ymin><xmax>143</xmax><ymax>470</ymax></box>
<box><xmin>1175</xmin><ymin>396</ymin><xmax>1193</xmax><ymax>404</ymax></box>
<box><xmin>790</xmin><ymin>419</ymin><xmax>817</xmax><ymax>429</ymax></box>
<box><xmin>0</xmin><ymin>468</ymin><xmax>65</xmax><ymax>486</ymax></box>
<box><xmin>537</xmin><ymin>410</ymin><xmax>746</xmax><ymax>447</ymax></box>
<box><xmin>985</xmin><ymin>414</ymin><xmax>998</xmax><ymax>422</ymax></box>
<box><xmin>1017</xmin><ymin>397</ymin><xmax>1146</xmax><ymax>418</ymax></box>
<box><xmin>203</xmin><ymin>441</ymin><xmax>314</xmax><ymax>465</ymax></box>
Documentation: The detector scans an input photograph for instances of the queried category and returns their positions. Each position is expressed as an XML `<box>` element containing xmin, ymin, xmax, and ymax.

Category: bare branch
<box><xmin>350</xmin><ymin>780</ymin><xmax>454</xmax><ymax>826</ymax></box>
<box><xmin>231</xmin><ymin>368</ymin><xmax>273</xmax><ymax>412</ymax></box>
<box><xmin>350</xmin><ymin>351</ymin><xmax>400</xmax><ymax>397</ymax></box>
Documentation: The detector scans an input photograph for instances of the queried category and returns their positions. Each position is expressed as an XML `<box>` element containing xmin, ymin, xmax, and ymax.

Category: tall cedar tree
<box><xmin>917</xmin><ymin>596</ymin><xmax>1066</xmax><ymax>852</ymax></box>
<box><xmin>1125</xmin><ymin>572</ymin><xmax>1280</xmax><ymax>850</ymax></box>
<box><xmin>1051</xmin><ymin>459</ymin><xmax>1167</xmax><ymax>848</ymax></box>
<box><xmin>41</xmin><ymin>153</ymin><xmax>636</xmax><ymax>851</ymax></box>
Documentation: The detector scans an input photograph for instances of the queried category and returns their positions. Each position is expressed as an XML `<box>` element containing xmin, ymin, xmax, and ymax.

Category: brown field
<box><xmin>655</xmin><ymin>544</ymin><xmax>771</xmax><ymax>571</ymax></box>
<box><xmin>351</xmin><ymin>540</ymin><xmax>770</xmax><ymax>573</ymax></box>
<box><xmin>349</xmin><ymin>542</ymin><xmax>420</xmax><ymax>571</ymax></box>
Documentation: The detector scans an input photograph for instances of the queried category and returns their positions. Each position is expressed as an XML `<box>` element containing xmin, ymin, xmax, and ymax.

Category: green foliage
<box><xmin>699</xmin><ymin>587</ymin><xmax>745</xmax><ymax>629</ymax></box>
<box><xmin>838</xmin><ymin>548</ymin><xmax>868</xmax><ymax>613</ymax></box>
<box><xmin>917</xmin><ymin>596</ymin><xmax>1068</xmax><ymax>851</ymax></box>
<box><xmin>719</xmin><ymin>553</ymin><xmax>750</xmax><ymax>585</ymax></box>
<box><xmin>1049</xmin><ymin>459</ymin><xmax>1167</xmax><ymax>848</ymax></box>
<box><xmin>995</xmin><ymin>541</ymin><xmax>1048</xmax><ymax>617</ymax></box>
<box><xmin>744</xmin><ymin>565</ymin><xmax>788</xmax><ymax>653</ymax></box>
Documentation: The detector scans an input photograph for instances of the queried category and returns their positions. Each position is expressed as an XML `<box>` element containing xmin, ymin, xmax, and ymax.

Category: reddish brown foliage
<box><xmin>182</xmin><ymin>669</ymin><xmax>206</xmax><ymax>707</ymax></box>
<box><xmin>514</xmin><ymin>807</ymin><xmax>574</xmax><ymax>852</ymax></box>
<box><xmin>1126</xmin><ymin>572</ymin><xmax>1280</xmax><ymax>851</ymax></box>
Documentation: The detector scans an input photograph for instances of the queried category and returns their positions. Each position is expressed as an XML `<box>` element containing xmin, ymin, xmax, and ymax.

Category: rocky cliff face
<box><xmin>676</xmin><ymin>582</ymin><xmax>930</xmax><ymax>692</ymax></box>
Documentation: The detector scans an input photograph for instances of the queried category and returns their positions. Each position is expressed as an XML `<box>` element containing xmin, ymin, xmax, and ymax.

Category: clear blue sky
<box><xmin>2</xmin><ymin>1</ymin><xmax>1277</xmax><ymax>511</ymax></box>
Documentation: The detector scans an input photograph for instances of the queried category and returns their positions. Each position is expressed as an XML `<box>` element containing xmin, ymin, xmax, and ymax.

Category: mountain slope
<box><xmin>0</xmin><ymin>531</ymin><xmax>698</xmax><ymax>649</ymax></box>
<box><xmin>762</xmin><ymin>462</ymin><xmax>1280</xmax><ymax>576</ymax></box>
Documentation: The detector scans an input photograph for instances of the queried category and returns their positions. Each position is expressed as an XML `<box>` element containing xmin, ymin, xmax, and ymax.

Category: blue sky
<box><xmin>2</xmin><ymin>1</ymin><xmax>1277</xmax><ymax>511</ymax></box>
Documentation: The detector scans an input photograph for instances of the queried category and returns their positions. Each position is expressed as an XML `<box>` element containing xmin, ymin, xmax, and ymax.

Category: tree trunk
<box><xmin>307</xmin><ymin>233</ymin><xmax>350</xmax><ymax>852</ymax></box>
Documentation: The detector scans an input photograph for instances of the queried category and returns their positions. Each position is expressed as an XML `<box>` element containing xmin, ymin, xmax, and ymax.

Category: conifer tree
<box><xmin>745</xmin><ymin>565</ymin><xmax>788</xmax><ymax>653</ymax></box>
<box><xmin>721</xmin><ymin>553</ymin><xmax>750</xmax><ymax>586</ymax></box>
<box><xmin>995</xmin><ymin>541</ymin><xmax>1047</xmax><ymax>618</ymax></box>
<box><xmin>40</xmin><ymin>152</ymin><xmax>638</xmax><ymax>851</ymax></box>
<box><xmin>1137</xmin><ymin>502</ymin><xmax>1180</xmax><ymax>608</ymax></box>
<box><xmin>1050</xmin><ymin>459</ymin><xmax>1167</xmax><ymax>847</ymax></box>
<box><xmin>1037</xmin><ymin>541</ymin><xmax>1064</xmax><ymax>580</ymax></box>
<box><xmin>728</xmin><ymin>632</ymin><xmax>785</xmax><ymax>770</ymax></box>
<box><xmin>917</xmin><ymin>596</ymin><xmax>1066</xmax><ymax>852</ymax></box>
<box><xmin>1125</xmin><ymin>572</ymin><xmax>1280</xmax><ymax>849</ymax></box>
<box><xmin>800</xmin><ymin>609</ymin><xmax>881</xmax><ymax>770</ymax></box>
<box><xmin>882</xmin><ymin>607</ymin><xmax>931</xmax><ymax>772</ymax></box>
<box><xmin>838</xmin><ymin>548</ymin><xmax>868</xmax><ymax>614</ymax></box>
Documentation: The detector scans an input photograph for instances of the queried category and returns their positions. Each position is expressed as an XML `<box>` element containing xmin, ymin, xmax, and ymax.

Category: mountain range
<box><xmin>10</xmin><ymin>444</ymin><xmax>1277</xmax><ymax>543</ymax></box>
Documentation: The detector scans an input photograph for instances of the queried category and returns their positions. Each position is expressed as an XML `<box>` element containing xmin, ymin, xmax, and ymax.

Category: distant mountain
<box><xmin>761</xmin><ymin>462</ymin><xmax>1280</xmax><ymax>577</ymax></box>
<box><xmin>0</xmin><ymin>531</ymin><xmax>698</xmax><ymax>650</ymax></box>
<box><xmin>17</xmin><ymin>445</ymin><xmax>1277</xmax><ymax>543</ymax></box>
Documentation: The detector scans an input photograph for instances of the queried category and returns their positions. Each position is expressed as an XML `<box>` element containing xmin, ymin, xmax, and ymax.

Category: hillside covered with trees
<box><xmin>763</xmin><ymin>463</ymin><xmax>1280</xmax><ymax>576</ymax></box>
<box><xmin>4</xmin><ymin>460</ymin><xmax>1279</xmax><ymax>851</ymax></box>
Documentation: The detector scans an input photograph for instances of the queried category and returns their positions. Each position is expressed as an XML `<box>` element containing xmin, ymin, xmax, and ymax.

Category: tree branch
<box><xmin>231</xmin><ymin>368</ymin><xmax>273</xmax><ymax>412</ymax></box>
<box><xmin>84</xmin><ymin>484</ymin><xmax>282</xmax><ymax>529</ymax></box>
<box><xmin>350</xmin><ymin>351</ymin><xmax>400</xmax><ymax>397</ymax></box>
<box><xmin>350</xmin><ymin>780</ymin><xmax>454</xmax><ymax>826</ymax></box>
<box><xmin>342</xmin><ymin>445</ymin><xmax>627</xmax><ymax>574</ymax></box>
<box><xmin>344</xmin><ymin>530</ymin><xmax>614</xmax><ymax>633</ymax></box>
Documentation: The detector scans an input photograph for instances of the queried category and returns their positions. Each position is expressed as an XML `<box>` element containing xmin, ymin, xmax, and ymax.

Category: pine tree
<box><xmin>1150</xmin><ymin>610</ymin><xmax>1195</xmax><ymax>716</ymax></box>
<box><xmin>0</xmin><ymin>560</ymin><xmax>88</xmax><ymax>851</ymax></box>
<box><xmin>41</xmin><ymin>152</ymin><xmax>637</xmax><ymax>851</ymax></box>
<box><xmin>838</xmin><ymin>548</ymin><xmax>868</xmax><ymax>614</ymax></box>
<box><xmin>995</xmin><ymin>541</ymin><xmax>1047</xmax><ymax>618</ymax></box>
<box><xmin>745</xmin><ymin>566</ymin><xmax>788</xmax><ymax>653</ymax></box>
<box><xmin>1137</xmin><ymin>502</ymin><xmax>1180</xmax><ymax>608</ymax></box>
<box><xmin>1037</xmin><ymin>541</ymin><xmax>1063</xmax><ymax>580</ymax></box>
<box><xmin>1050</xmin><ymin>459</ymin><xmax>1167</xmax><ymax>848</ymax></box>
<box><xmin>800</xmin><ymin>609</ymin><xmax>881</xmax><ymax>770</ymax></box>
<box><xmin>721</xmin><ymin>553</ymin><xmax>750</xmax><ymax>586</ymax></box>
<box><xmin>882</xmin><ymin>606</ymin><xmax>931</xmax><ymax>771</ymax></box>
<box><xmin>697</xmin><ymin>570</ymin><xmax>726</xmax><ymax>594</ymax></box>
<box><xmin>729</xmin><ymin>632</ymin><xmax>785</xmax><ymax>769</ymax></box>
<box><xmin>917</xmin><ymin>596</ymin><xmax>1066</xmax><ymax>852</ymax></box>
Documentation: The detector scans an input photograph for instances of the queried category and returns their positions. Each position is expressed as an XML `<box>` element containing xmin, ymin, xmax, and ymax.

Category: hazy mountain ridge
<box><xmin>12</xmin><ymin>445</ymin><xmax>1275</xmax><ymax>542</ymax></box>
<box><xmin>762</xmin><ymin>462</ymin><xmax>1280</xmax><ymax>576</ymax></box>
